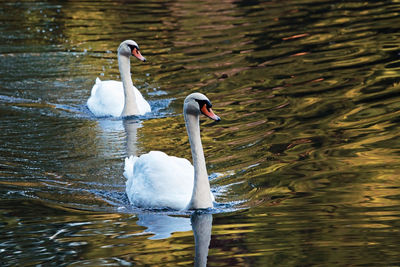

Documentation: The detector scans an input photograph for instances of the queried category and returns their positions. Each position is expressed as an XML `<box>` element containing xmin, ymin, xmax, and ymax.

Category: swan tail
<box><xmin>124</xmin><ymin>155</ymin><xmax>138</xmax><ymax>179</ymax></box>
<box><xmin>124</xmin><ymin>155</ymin><xmax>140</xmax><ymax>205</ymax></box>
<box><xmin>89</xmin><ymin>77</ymin><xmax>102</xmax><ymax>96</ymax></box>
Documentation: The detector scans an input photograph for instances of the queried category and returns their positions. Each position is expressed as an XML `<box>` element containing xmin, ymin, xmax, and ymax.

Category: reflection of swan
<box><xmin>87</xmin><ymin>40</ymin><xmax>151</xmax><ymax>117</ymax></box>
<box><xmin>191</xmin><ymin>213</ymin><xmax>212</xmax><ymax>267</ymax></box>
<box><xmin>124</xmin><ymin>93</ymin><xmax>220</xmax><ymax>210</ymax></box>
<box><xmin>137</xmin><ymin>214</ymin><xmax>192</xmax><ymax>240</ymax></box>
<box><xmin>123</xmin><ymin>119</ymin><xmax>141</xmax><ymax>157</ymax></box>
<box><xmin>95</xmin><ymin>119</ymin><xmax>126</xmax><ymax>159</ymax></box>
<box><xmin>135</xmin><ymin>212</ymin><xmax>212</xmax><ymax>266</ymax></box>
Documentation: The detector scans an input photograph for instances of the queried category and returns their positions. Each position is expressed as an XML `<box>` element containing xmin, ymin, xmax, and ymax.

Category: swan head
<box><xmin>184</xmin><ymin>93</ymin><xmax>221</xmax><ymax>121</ymax></box>
<box><xmin>118</xmin><ymin>40</ymin><xmax>146</xmax><ymax>62</ymax></box>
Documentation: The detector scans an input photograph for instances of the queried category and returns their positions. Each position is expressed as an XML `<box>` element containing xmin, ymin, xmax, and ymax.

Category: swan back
<box><xmin>124</xmin><ymin>151</ymin><xmax>195</xmax><ymax>210</ymax></box>
<box><xmin>87</xmin><ymin>78</ymin><xmax>125</xmax><ymax>117</ymax></box>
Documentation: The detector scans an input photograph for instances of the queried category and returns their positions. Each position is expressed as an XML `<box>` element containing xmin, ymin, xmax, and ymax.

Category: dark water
<box><xmin>1</xmin><ymin>0</ymin><xmax>400</xmax><ymax>266</ymax></box>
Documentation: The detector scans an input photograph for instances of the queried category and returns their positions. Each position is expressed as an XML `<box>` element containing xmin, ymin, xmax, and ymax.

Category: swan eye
<box><xmin>195</xmin><ymin>99</ymin><xmax>212</xmax><ymax>112</ymax></box>
<box><xmin>127</xmin><ymin>44</ymin><xmax>139</xmax><ymax>53</ymax></box>
<box><xmin>196</xmin><ymin>99</ymin><xmax>220</xmax><ymax>121</ymax></box>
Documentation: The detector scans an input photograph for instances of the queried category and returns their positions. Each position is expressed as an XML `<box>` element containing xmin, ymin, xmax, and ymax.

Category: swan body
<box><xmin>87</xmin><ymin>78</ymin><xmax>151</xmax><ymax>117</ymax></box>
<box><xmin>125</xmin><ymin>151</ymin><xmax>195</xmax><ymax>210</ymax></box>
<box><xmin>87</xmin><ymin>40</ymin><xmax>151</xmax><ymax>117</ymax></box>
<box><xmin>124</xmin><ymin>93</ymin><xmax>220</xmax><ymax>210</ymax></box>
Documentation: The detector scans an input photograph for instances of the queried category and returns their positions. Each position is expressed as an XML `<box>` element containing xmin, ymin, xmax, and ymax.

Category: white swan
<box><xmin>87</xmin><ymin>40</ymin><xmax>151</xmax><ymax>117</ymax></box>
<box><xmin>124</xmin><ymin>93</ymin><xmax>221</xmax><ymax>210</ymax></box>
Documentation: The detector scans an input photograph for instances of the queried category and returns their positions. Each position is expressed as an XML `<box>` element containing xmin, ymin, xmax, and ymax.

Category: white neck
<box><xmin>119</xmin><ymin>54</ymin><xmax>139</xmax><ymax>117</ymax></box>
<box><xmin>185</xmin><ymin>112</ymin><xmax>213</xmax><ymax>209</ymax></box>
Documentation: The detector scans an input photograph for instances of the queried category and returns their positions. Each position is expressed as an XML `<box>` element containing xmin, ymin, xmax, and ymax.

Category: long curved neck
<box><xmin>119</xmin><ymin>53</ymin><xmax>139</xmax><ymax>117</ymax></box>
<box><xmin>185</xmin><ymin>112</ymin><xmax>213</xmax><ymax>209</ymax></box>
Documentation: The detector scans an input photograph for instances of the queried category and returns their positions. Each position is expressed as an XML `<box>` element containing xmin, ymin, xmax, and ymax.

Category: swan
<box><xmin>124</xmin><ymin>93</ymin><xmax>221</xmax><ymax>210</ymax></box>
<box><xmin>87</xmin><ymin>40</ymin><xmax>151</xmax><ymax>117</ymax></box>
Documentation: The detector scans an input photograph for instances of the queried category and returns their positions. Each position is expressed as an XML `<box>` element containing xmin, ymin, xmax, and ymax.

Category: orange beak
<box><xmin>132</xmin><ymin>48</ymin><xmax>146</xmax><ymax>62</ymax></box>
<box><xmin>201</xmin><ymin>105</ymin><xmax>221</xmax><ymax>121</ymax></box>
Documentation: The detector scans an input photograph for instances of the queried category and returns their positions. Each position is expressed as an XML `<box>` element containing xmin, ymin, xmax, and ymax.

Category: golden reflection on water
<box><xmin>1</xmin><ymin>0</ymin><xmax>400</xmax><ymax>266</ymax></box>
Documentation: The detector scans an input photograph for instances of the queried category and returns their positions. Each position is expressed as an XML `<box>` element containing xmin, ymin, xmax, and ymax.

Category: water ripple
<box><xmin>1</xmin><ymin>0</ymin><xmax>400</xmax><ymax>265</ymax></box>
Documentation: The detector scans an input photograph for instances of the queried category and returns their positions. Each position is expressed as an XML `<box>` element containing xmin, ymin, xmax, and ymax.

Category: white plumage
<box><xmin>87</xmin><ymin>77</ymin><xmax>151</xmax><ymax>117</ymax></box>
<box><xmin>87</xmin><ymin>40</ymin><xmax>151</xmax><ymax>117</ymax></box>
<box><xmin>123</xmin><ymin>93</ymin><xmax>220</xmax><ymax>210</ymax></box>
<box><xmin>124</xmin><ymin>151</ymin><xmax>195</xmax><ymax>210</ymax></box>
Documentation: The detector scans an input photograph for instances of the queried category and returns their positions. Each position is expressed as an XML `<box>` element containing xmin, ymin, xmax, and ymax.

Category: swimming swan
<box><xmin>87</xmin><ymin>40</ymin><xmax>151</xmax><ymax>117</ymax></box>
<box><xmin>124</xmin><ymin>93</ymin><xmax>221</xmax><ymax>210</ymax></box>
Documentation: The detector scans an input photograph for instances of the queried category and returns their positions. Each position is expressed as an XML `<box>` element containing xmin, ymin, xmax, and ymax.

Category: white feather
<box><xmin>87</xmin><ymin>78</ymin><xmax>151</xmax><ymax>117</ymax></box>
<box><xmin>124</xmin><ymin>151</ymin><xmax>195</xmax><ymax>210</ymax></box>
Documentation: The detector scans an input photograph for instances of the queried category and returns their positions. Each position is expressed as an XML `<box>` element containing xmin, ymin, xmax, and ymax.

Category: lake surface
<box><xmin>1</xmin><ymin>0</ymin><xmax>400</xmax><ymax>266</ymax></box>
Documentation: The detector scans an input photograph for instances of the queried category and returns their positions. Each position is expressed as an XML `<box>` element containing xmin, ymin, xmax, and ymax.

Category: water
<box><xmin>1</xmin><ymin>0</ymin><xmax>400</xmax><ymax>266</ymax></box>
